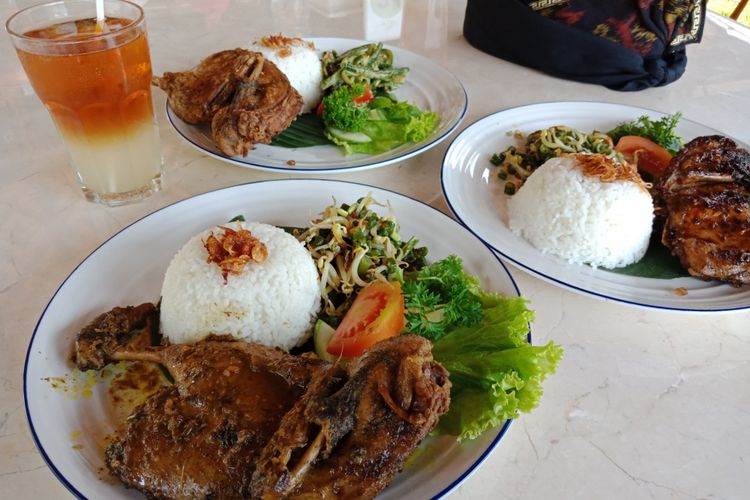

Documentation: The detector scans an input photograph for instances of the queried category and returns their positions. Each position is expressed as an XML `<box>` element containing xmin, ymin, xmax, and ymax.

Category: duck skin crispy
<box><xmin>153</xmin><ymin>48</ymin><xmax>303</xmax><ymax>157</ymax></box>
<box><xmin>250</xmin><ymin>335</ymin><xmax>451</xmax><ymax>499</ymax></box>
<box><xmin>152</xmin><ymin>49</ymin><xmax>261</xmax><ymax>124</ymax></box>
<box><xmin>74</xmin><ymin>306</ymin><xmax>326</xmax><ymax>500</ymax></box>
<box><xmin>74</xmin><ymin>302</ymin><xmax>158</xmax><ymax>371</ymax></box>
<box><xmin>659</xmin><ymin>135</ymin><xmax>750</xmax><ymax>286</ymax></box>
<box><xmin>211</xmin><ymin>56</ymin><xmax>303</xmax><ymax>156</ymax></box>
<box><xmin>104</xmin><ymin>341</ymin><xmax>325</xmax><ymax>500</ymax></box>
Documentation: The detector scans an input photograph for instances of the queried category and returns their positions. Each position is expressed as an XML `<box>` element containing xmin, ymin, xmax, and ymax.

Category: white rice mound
<box><xmin>159</xmin><ymin>221</ymin><xmax>321</xmax><ymax>350</ymax></box>
<box><xmin>507</xmin><ymin>155</ymin><xmax>654</xmax><ymax>269</ymax></box>
<box><xmin>251</xmin><ymin>35</ymin><xmax>322</xmax><ymax>114</ymax></box>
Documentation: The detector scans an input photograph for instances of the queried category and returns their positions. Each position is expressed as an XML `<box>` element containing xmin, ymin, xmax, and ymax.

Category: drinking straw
<box><xmin>95</xmin><ymin>0</ymin><xmax>106</xmax><ymax>33</ymax></box>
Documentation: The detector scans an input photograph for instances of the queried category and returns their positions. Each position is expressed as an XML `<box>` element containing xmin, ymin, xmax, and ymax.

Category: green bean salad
<box><xmin>321</xmin><ymin>43</ymin><xmax>409</xmax><ymax>93</ymax></box>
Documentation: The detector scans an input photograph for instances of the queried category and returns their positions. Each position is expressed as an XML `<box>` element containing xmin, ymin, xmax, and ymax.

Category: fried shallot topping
<box><xmin>568</xmin><ymin>153</ymin><xmax>649</xmax><ymax>193</ymax></box>
<box><xmin>203</xmin><ymin>226</ymin><xmax>268</xmax><ymax>283</ymax></box>
<box><xmin>258</xmin><ymin>34</ymin><xmax>315</xmax><ymax>58</ymax></box>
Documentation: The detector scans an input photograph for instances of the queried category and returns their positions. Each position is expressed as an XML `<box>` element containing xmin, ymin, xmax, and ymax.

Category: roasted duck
<box><xmin>152</xmin><ymin>49</ymin><xmax>256</xmax><ymax>124</ymax></box>
<box><xmin>74</xmin><ymin>305</ymin><xmax>451</xmax><ymax>499</ymax></box>
<box><xmin>250</xmin><ymin>335</ymin><xmax>450</xmax><ymax>499</ymax></box>
<box><xmin>153</xmin><ymin>49</ymin><xmax>302</xmax><ymax>157</ymax></box>
<box><xmin>76</xmin><ymin>304</ymin><xmax>326</xmax><ymax>499</ymax></box>
<box><xmin>211</xmin><ymin>55</ymin><xmax>303</xmax><ymax>156</ymax></box>
<box><xmin>659</xmin><ymin>135</ymin><xmax>750</xmax><ymax>286</ymax></box>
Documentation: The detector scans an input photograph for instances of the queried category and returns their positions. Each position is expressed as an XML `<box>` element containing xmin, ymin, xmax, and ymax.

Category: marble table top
<box><xmin>1</xmin><ymin>1</ymin><xmax>748</xmax><ymax>498</ymax></box>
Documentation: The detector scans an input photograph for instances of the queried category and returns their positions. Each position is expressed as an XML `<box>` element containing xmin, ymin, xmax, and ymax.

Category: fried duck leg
<box><xmin>211</xmin><ymin>54</ymin><xmax>303</xmax><ymax>156</ymax></box>
<box><xmin>250</xmin><ymin>335</ymin><xmax>451</xmax><ymax>500</ymax></box>
<box><xmin>74</xmin><ymin>307</ymin><xmax>450</xmax><ymax>500</ymax></box>
<box><xmin>152</xmin><ymin>49</ymin><xmax>261</xmax><ymax>124</ymax></box>
<box><xmin>74</xmin><ymin>305</ymin><xmax>325</xmax><ymax>500</ymax></box>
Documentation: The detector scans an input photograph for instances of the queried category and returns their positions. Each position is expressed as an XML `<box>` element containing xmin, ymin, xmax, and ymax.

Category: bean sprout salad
<box><xmin>294</xmin><ymin>194</ymin><xmax>427</xmax><ymax>322</ymax></box>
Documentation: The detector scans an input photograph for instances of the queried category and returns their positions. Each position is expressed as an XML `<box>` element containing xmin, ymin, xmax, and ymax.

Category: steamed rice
<box><xmin>251</xmin><ymin>35</ymin><xmax>322</xmax><ymax>114</ymax></box>
<box><xmin>507</xmin><ymin>154</ymin><xmax>654</xmax><ymax>269</ymax></box>
<box><xmin>159</xmin><ymin>221</ymin><xmax>321</xmax><ymax>350</ymax></box>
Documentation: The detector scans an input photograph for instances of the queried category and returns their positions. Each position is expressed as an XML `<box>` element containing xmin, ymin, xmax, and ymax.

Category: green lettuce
<box><xmin>326</xmin><ymin>98</ymin><xmax>439</xmax><ymax>155</ymax></box>
<box><xmin>321</xmin><ymin>83</ymin><xmax>369</xmax><ymax>131</ymax></box>
<box><xmin>432</xmin><ymin>294</ymin><xmax>563</xmax><ymax>441</ymax></box>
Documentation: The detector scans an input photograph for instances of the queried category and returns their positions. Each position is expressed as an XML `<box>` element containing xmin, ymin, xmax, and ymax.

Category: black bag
<box><xmin>463</xmin><ymin>0</ymin><xmax>707</xmax><ymax>91</ymax></box>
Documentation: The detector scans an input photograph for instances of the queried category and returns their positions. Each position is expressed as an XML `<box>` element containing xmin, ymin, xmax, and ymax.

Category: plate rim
<box><xmin>24</xmin><ymin>178</ymin><xmax>523</xmax><ymax>499</ymax></box>
<box><xmin>440</xmin><ymin>100</ymin><xmax>750</xmax><ymax>313</ymax></box>
<box><xmin>165</xmin><ymin>37</ymin><xmax>468</xmax><ymax>174</ymax></box>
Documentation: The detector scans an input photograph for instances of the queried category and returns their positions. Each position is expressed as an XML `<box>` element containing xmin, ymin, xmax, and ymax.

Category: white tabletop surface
<box><xmin>2</xmin><ymin>1</ymin><xmax>749</xmax><ymax>499</ymax></box>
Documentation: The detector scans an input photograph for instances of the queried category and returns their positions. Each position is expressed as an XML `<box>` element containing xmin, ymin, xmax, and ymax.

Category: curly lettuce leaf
<box><xmin>321</xmin><ymin>83</ymin><xmax>369</xmax><ymax>131</ymax></box>
<box><xmin>431</xmin><ymin>295</ymin><xmax>563</xmax><ymax>441</ymax></box>
<box><xmin>436</xmin><ymin>372</ymin><xmax>525</xmax><ymax>440</ymax></box>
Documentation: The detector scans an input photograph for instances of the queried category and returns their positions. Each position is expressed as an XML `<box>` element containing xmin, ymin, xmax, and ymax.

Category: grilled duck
<box><xmin>659</xmin><ymin>135</ymin><xmax>750</xmax><ymax>286</ymax></box>
<box><xmin>74</xmin><ymin>305</ymin><xmax>450</xmax><ymax>500</ymax></box>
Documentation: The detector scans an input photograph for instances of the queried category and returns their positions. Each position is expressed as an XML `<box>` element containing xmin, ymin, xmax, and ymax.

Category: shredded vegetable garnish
<box><xmin>294</xmin><ymin>194</ymin><xmax>427</xmax><ymax>321</ymax></box>
<box><xmin>490</xmin><ymin>126</ymin><xmax>620</xmax><ymax>194</ymax></box>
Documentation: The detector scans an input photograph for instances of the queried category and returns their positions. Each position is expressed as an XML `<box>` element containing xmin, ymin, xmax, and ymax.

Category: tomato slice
<box><xmin>316</xmin><ymin>101</ymin><xmax>325</xmax><ymax>117</ymax></box>
<box><xmin>353</xmin><ymin>85</ymin><xmax>374</xmax><ymax>105</ymax></box>
<box><xmin>326</xmin><ymin>280</ymin><xmax>404</xmax><ymax>358</ymax></box>
<box><xmin>614</xmin><ymin>135</ymin><xmax>673</xmax><ymax>179</ymax></box>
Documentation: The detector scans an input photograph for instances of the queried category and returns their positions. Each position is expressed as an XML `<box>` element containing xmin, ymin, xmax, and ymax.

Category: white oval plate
<box><xmin>441</xmin><ymin>101</ymin><xmax>750</xmax><ymax>312</ymax></box>
<box><xmin>26</xmin><ymin>179</ymin><xmax>523</xmax><ymax>499</ymax></box>
<box><xmin>166</xmin><ymin>38</ymin><xmax>467</xmax><ymax>173</ymax></box>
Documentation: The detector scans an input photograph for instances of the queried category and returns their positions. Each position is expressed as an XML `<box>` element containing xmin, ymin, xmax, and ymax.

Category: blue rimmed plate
<box><xmin>166</xmin><ymin>38</ymin><xmax>467</xmax><ymax>173</ymax></box>
<box><xmin>25</xmin><ymin>179</ymin><xmax>522</xmax><ymax>499</ymax></box>
<box><xmin>441</xmin><ymin>101</ymin><xmax>750</xmax><ymax>312</ymax></box>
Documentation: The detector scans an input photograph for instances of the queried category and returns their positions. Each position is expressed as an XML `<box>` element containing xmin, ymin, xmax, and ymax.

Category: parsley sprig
<box><xmin>402</xmin><ymin>256</ymin><xmax>484</xmax><ymax>341</ymax></box>
<box><xmin>607</xmin><ymin>112</ymin><xmax>684</xmax><ymax>155</ymax></box>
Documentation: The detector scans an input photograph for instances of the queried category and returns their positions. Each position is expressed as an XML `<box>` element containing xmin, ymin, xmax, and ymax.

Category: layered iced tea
<box><xmin>7</xmin><ymin>1</ymin><xmax>162</xmax><ymax>205</ymax></box>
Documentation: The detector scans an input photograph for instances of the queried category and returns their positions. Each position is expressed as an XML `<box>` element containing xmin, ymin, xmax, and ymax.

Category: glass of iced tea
<box><xmin>6</xmin><ymin>0</ymin><xmax>162</xmax><ymax>206</ymax></box>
